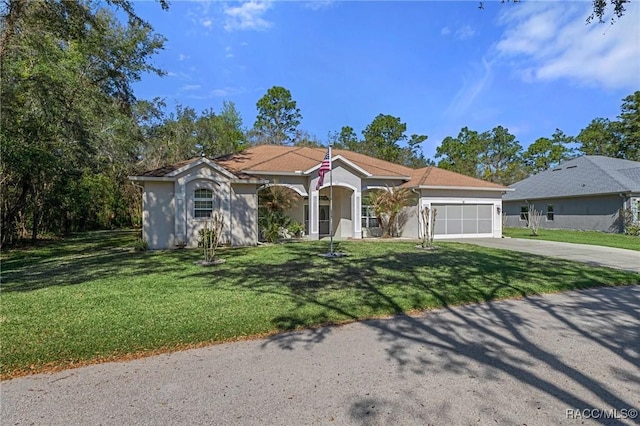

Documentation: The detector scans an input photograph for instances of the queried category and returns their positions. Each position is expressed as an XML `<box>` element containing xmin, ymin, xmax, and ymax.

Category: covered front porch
<box><xmin>287</xmin><ymin>184</ymin><xmax>361</xmax><ymax>240</ymax></box>
<box><xmin>257</xmin><ymin>182</ymin><xmax>362</xmax><ymax>241</ymax></box>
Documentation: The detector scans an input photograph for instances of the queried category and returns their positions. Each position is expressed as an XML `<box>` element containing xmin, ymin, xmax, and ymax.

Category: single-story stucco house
<box><xmin>130</xmin><ymin>145</ymin><xmax>509</xmax><ymax>249</ymax></box>
<box><xmin>503</xmin><ymin>155</ymin><xmax>640</xmax><ymax>233</ymax></box>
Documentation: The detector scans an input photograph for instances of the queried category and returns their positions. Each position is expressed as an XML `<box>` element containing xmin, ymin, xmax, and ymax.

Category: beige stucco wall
<box><xmin>142</xmin><ymin>181</ymin><xmax>175</xmax><ymax>249</ymax></box>
<box><xmin>141</xmin><ymin>162</ymin><xmax>262</xmax><ymax>249</ymax></box>
<box><xmin>230</xmin><ymin>184</ymin><xmax>259</xmax><ymax>245</ymax></box>
<box><xmin>399</xmin><ymin>195</ymin><xmax>421</xmax><ymax>238</ymax></box>
<box><xmin>184</xmin><ymin>178</ymin><xmax>230</xmax><ymax>247</ymax></box>
<box><xmin>314</xmin><ymin>163</ymin><xmax>361</xmax><ymax>192</ymax></box>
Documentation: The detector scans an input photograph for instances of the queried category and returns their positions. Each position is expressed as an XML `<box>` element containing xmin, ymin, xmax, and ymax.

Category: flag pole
<box><xmin>328</xmin><ymin>143</ymin><xmax>334</xmax><ymax>255</ymax></box>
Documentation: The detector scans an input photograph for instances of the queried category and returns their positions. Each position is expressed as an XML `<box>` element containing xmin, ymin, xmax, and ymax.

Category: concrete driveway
<box><xmin>449</xmin><ymin>238</ymin><xmax>640</xmax><ymax>273</ymax></box>
<box><xmin>3</xmin><ymin>286</ymin><xmax>639</xmax><ymax>425</ymax></box>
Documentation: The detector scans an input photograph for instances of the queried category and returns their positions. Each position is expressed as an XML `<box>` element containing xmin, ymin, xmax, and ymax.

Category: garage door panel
<box><xmin>430</xmin><ymin>203</ymin><xmax>493</xmax><ymax>237</ymax></box>
<box><xmin>478</xmin><ymin>204</ymin><xmax>492</xmax><ymax>217</ymax></box>
<box><xmin>478</xmin><ymin>219</ymin><xmax>492</xmax><ymax>233</ymax></box>
<box><xmin>447</xmin><ymin>205</ymin><xmax>462</xmax><ymax>219</ymax></box>
<box><xmin>463</xmin><ymin>219</ymin><xmax>477</xmax><ymax>234</ymax></box>
<box><xmin>448</xmin><ymin>219</ymin><xmax>462</xmax><ymax>234</ymax></box>
<box><xmin>463</xmin><ymin>204</ymin><xmax>477</xmax><ymax>216</ymax></box>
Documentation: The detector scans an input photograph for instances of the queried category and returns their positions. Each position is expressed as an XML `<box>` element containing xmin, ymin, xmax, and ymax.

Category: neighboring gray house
<box><xmin>130</xmin><ymin>145</ymin><xmax>509</xmax><ymax>249</ymax></box>
<box><xmin>503</xmin><ymin>156</ymin><xmax>640</xmax><ymax>233</ymax></box>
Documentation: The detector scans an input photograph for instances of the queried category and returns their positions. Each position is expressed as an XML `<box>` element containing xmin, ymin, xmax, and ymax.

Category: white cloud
<box><xmin>210</xmin><ymin>87</ymin><xmax>246</xmax><ymax>97</ymax></box>
<box><xmin>303</xmin><ymin>0</ymin><xmax>334</xmax><ymax>11</ymax></box>
<box><xmin>441</xmin><ymin>25</ymin><xmax>475</xmax><ymax>39</ymax></box>
<box><xmin>455</xmin><ymin>25</ymin><xmax>475</xmax><ymax>40</ymax></box>
<box><xmin>182</xmin><ymin>84</ymin><xmax>201</xmax><ymax>91</ymax></box>
<box><xmin>178</xmin><ymin>54</ymin><xmax>190</xmax><ymax>61</ymax></box>
<box><xmin>186</xmin><ymin>1</ymin><xmax>217</xmax><ymax>31</ymax></box>
<box><xmin>495</xmin><ymin>2</ymin><xmax>640</xmax><ymax>89</ymax></box>
<box><xmin>446</xmin><ymin>57</ymin><xmax>494</xmax><ymax>117</ymax></box>
<box><xmin>224</xmin><ymin>1</ymin><xmax>272</xmax><ymax>32</ymax></box>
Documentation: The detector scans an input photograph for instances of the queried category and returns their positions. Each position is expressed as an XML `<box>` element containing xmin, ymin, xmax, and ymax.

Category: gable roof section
<box><xmin>131</xmin><ymin>145</ymin><xmax>508</xmax><ymax>190</ymax></box>
<box><xmin>138</xmin><ymin>158</ymin><xmax>199</xmax><ymax>177</ymax></box>
<box><xmin>132</xmin><ymin>157</ymin><xmax>262</xmax><ymax>182</ymax></box>
<box><xmin>216</xmin><ymin>145</ymin><xmax>414</xmax><ymax>178</ymax></box>
<box><xmin>504</xmin><ymin>155</ymin><xmax>640</xmax><ymax>201</ymax></box>
<box><xmin>403</xmin><ymin>166</ymin><xmax>507</xmax><ymax>190</ymax></box>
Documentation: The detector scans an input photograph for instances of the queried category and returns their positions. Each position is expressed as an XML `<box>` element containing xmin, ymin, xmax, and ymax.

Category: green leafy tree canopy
<box><xmin>253</xmin><ymin>86</ymin><xmax>302</xmax><ymax>145</ymax></box>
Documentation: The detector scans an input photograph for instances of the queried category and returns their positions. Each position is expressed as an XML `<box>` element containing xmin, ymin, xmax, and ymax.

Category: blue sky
<box><xmin>131</xmin><ymin>1</ymin><xmax>640</xmax><ymax>160</ymax></box>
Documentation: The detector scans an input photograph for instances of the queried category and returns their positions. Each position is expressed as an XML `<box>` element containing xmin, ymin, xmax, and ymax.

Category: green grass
<box><xmin>2</xmin><ymin>230</ymin><xmax>638</xmax><ymax>379</ymax></box>
<box><xmin>503</xmin><ymin>227</ymin><xmax>640</xmax><ymax>251</ymax></box>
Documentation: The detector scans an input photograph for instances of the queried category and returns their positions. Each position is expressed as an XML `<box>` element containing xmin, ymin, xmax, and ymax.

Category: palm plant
<box><xmin>258</xmin><ymin>185</ymin><xmax>299</xmax><ymax>242</ymax></box>
<box><xmin>369</xmin><ymin>187</ymin><xmax>414</xmax><ymax>238</ymax></box>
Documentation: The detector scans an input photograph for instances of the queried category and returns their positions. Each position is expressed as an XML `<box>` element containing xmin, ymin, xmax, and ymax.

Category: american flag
<box><xmin>316</xmin><ymin>149</ymin><xmax>331</xmax><ymax>190</ymax></box>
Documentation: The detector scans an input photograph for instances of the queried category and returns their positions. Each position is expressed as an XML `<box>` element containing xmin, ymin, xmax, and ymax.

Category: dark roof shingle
<box><xmin>504</xmin><ymin>155</ymin><xmax>640</xmax><ymax>201</ymax></box>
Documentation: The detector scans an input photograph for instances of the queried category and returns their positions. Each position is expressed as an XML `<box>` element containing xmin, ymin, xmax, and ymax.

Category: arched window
<box><xmin>194</xmin><ymin>188</ymin><xmax>214</xmax><ymax>218</ymax></box>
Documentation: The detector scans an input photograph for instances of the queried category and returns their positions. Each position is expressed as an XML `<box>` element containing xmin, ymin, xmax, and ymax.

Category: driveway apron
<box><xmin>448</xmin><ymin>238</ymin><xmax>640</xmax><ymax>273</ymax></box>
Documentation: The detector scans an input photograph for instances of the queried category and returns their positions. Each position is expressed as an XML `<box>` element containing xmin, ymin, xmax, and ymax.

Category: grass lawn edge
<box><xmin>3</xmin><ymin>281</ymin><xmax>638</xmax><ymax>381</ymax></box>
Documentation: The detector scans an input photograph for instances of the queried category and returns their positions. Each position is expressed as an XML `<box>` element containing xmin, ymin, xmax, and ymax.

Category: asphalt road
<box><xmin>449</xmin><ymin>238</ymin><xmax>640</xmax><ymax>273</ymax></box>
<box><xmin>3</xmin><ymin>285</ymin><xmax>639</xmax><ymax>426</ymax></box>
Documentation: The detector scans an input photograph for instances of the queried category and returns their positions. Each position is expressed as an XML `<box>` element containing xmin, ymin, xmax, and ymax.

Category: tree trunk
<box><xmin>1</xmin><ymin>178</ymin><xmax>30</xmax><ymax>247</ymax></box>
<box><xmin>0</xmin><ymin>0</ymin><xmax>27</xmax><ymax>62</ymax></box>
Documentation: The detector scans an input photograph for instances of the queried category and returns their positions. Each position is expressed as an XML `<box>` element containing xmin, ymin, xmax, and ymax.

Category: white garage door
<box><xmin>431</xmin><ymin>203</ymin><xmax>493</xmax><ymax>237</ymax></box>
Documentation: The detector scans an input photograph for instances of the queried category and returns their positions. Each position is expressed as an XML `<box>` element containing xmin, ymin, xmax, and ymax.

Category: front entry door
<box><xmin>319</xmin><ymin>205</ymin><xmax>330</xmax><ymax>235</ymax></box>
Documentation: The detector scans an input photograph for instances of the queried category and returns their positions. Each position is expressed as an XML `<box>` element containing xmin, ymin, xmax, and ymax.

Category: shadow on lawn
<box><xmin>4</xmin><ymin>234</ymin><xmax>639</xmax><ymax>424</ymax></box>
<box><xmin>1</xmin><ymin>231</ymin><xmax>203</xmax><ymax>292</ymax></box>
<box><xmin>198</xmin><ymin>242</ymin><xmax>639</xmax><ymax>426</ymax></box>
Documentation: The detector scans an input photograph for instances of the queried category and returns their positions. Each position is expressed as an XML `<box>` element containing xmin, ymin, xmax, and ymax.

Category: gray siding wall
<box><xmin>503</xmin><ymin>194</ymin><xmax>625</xmax><ymax>232</ymax></box>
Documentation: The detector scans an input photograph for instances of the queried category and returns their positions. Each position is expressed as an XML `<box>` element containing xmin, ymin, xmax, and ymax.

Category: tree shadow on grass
<box><xmin>4</xmin><ymin>234</ymin><xmax>639</xmax><ymax>424</ymax></box>
<box><xmin>193</xmin><ymin>241</ymin><xmax>639</xmax><ymax>425</ymax></box>
<box><xmin>1</xmin><ymin>230</ymin><xmax>211</xmax><ymax>292</ymax></box>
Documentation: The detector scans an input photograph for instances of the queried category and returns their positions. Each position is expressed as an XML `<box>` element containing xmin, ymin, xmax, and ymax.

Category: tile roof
<box><xmin>215</xmin><ymin>145</ymin><xmax>415</xmax><ymax>178</ymax></box>
<box><xmin>139</xmin><ymin>158</ymin><xmax>200</xmax><ymax>177</ymax></box>
<box><xmin>403</xmin><ymin>166</ymin><xmax>506</xmax><ymax>189</ymax></box>
<box><xmin>504</xmin><ymin>155</ymin><xmax>640</xmax><ymax>201</ymax></box>
<box><xmin>136</xmin><ymin>145</ymin><xmax>507</xmax><ymax>190</ymax></box>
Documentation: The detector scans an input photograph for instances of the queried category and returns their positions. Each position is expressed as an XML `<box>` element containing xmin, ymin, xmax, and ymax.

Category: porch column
<box><xmin>309</xmin><ymin>190</ymin><xmax>320</xmax><ymax>240</ymax></box>
<box><xmin>353</xmin><ymin>190</ymin><xmax>362</xmax><ymax>239</ymax></box>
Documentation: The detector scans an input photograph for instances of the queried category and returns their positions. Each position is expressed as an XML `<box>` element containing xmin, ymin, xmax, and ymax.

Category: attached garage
<box><xmin>432</xmin><ymin>203</ymin><xmax>494</xmax><ymax>237</ymax></box>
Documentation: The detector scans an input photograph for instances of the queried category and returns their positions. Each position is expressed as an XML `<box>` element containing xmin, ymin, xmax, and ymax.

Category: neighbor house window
<box><xmin>546</xmin><ymin>204</ymin><xmax>554</xmax><ymax>221</ymax></box>
<box><xmin>520</xmin><ymin>205</ymin><xmax>529</xmax><ymax>222</ymax></box>
<box><xmin>633</xmin><ymin>198</ymin><xmax>640</xmax><ymax>223</ymax></box>
<box><xmin>194</xmin><ymin>188</ymin><xmax>214</xmax><ymax>218</ymax></box>
<box><xmin>361</xmin><ymin>205</ymin><xmax>379</xmax><ymax>228</ymax></box>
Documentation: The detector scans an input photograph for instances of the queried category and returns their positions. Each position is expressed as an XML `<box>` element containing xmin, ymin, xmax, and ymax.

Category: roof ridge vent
<box><xmin>566</xmin><ymin>165</ymin><xmax>577</xmax><ymax>169</ymax></box>
<box><xmin>552</xmin><ymin>167</ymin><xmax>562</xmax><ymax>171</ymax></box>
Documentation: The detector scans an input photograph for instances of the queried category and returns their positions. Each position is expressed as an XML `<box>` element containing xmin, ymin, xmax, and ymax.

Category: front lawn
<box><xmin>503</xmin><ymin>227</ymin><xmax>640</xmax><ymax>251</ymax></box>
<box><xmin>2</xmin><ymin>230</ymin><xmax>638</xmax><ymax>379</ymax></box>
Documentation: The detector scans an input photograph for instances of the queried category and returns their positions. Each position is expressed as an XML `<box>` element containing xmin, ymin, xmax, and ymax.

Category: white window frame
<box><xmin>632</xmin><ymin>198</ymin><xmax>640</xmax><ymax>224</ymax></box>
<box><xmin>361</xmin><ymin>205</ymin><xmax>379</xmax><ymax>229</ymax></box>
<box><xmin>194</xmin><ymin>188</ymin><xmax>215</xmax><ymax>219</ymax></box>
